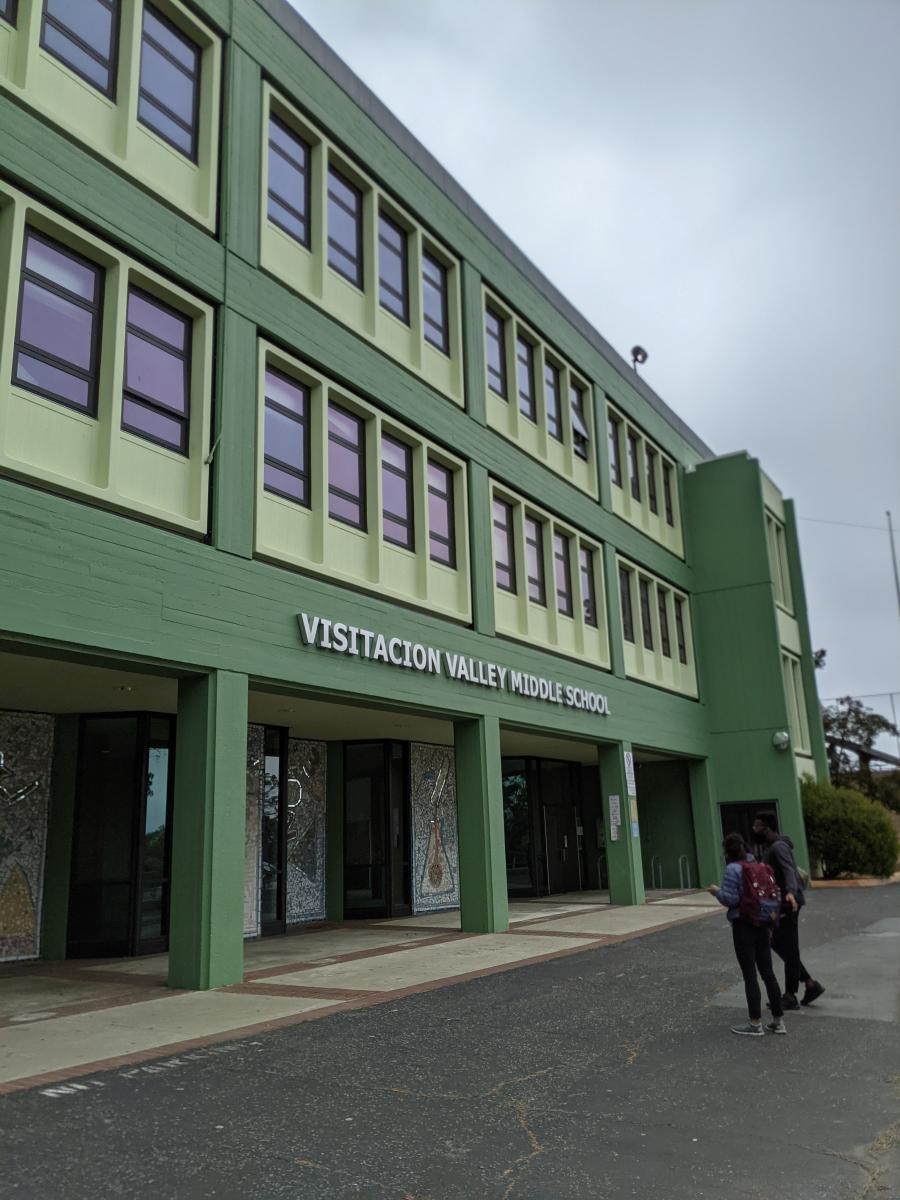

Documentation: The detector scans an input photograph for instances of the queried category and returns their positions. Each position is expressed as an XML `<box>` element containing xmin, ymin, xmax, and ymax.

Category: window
<box><xmin>493</xmin><ymin>499</ymin><xmax>516</xmax><ymax>593</ymax></box>
<box><xmin>662</xmin><ymin>461</ymin><xmax>675</xmax><ymax>526</ymax></box>
<box><xmin>524</xmin><ymin>516</ymin><xmax>546</xmax><ymax>605</ymax></box>
<box><xmin>381</xmin><ymin>434</ymin><xmax>413</xmax><ymax>550</ymax></box>
<box><xmin>619</xmin><ymin>566</ymin><xmax>635</xmax><ymax>643</ymax></box>
<box><xmin>767</xmin><ymin>514</ymin><xmax>794</xmax><ymax>611</ymax></box>
<box><xmin>554</xmin><ymin>533</ymin><xmax>573</xmax><ymax>617</ymax></box>
<box><xmin>263</xmin><ymin>368</ymin><xmax>309</xmax><ymax>505</ymax></box>
<box><xmin>545</xmin><ymin>362</ymin><xmax>562</xmax><ymax>441</ymax></box>
<box><xmin>328</xmin><ymin>402</ymin><xmax>365</xmax><ymax>528</ymax></box>
<box><xmin>627</xmin><ymin>431</ymin><xmax>641</xmax><ymax>501</ymax></box>
<box><xmin>674</xmin><ymin>596</ymin><xmax>688</xmax><ymax>664</ymax></box>
<box><xmin>646</xmin><ymin>446</ymin><xmax>658</xmax><ymax>514</ymax></box>
<box><xmin>13</xmin><ymin>230</ymin><xmax>103</xmax><ymax>416</ymax></box>
<box><xmin>422</xmin><ymin>252</ymin><xmax>449</xmax><ymax>354</ymax></box>
<box><xmin>607</xmin><ymin>414</ymin><xmax>622</xmax><ymax>487</ymax></box>
<box><xmin>327</xmin><ymin>167</ymin><xmax>363</xmax><ymax>288</ymax></box>
<box><xmin>427</xmin><ymin>460</ymin><xmax>455</xmax><ymax>568</ymax></box>
<box><xmin>639</xmin><ymin>577</ymin><xmax>654</xmax><ymax>650</ymax></box>
<box><xmin>0</xmin><ymin>0</ymin><xmax>15</xmax><ymax>26</ymax></box>
<box><xmin>41</xmin><ymin>0</ymin><xmax>119</xmax><ymax>98</ymax></box>
<box><xmin>783</xmin><ymin>654</ymin><xmax>810</xmax><ymax>752</ymax></box>
<box><xmin>378</xmin><ymin>213</ymin><xmax>409</xmax><ymax>324</ymax></box>
<box><xmin>138</xmin><ymin>4</ymin><xmax>201</xmax><ymax>160</ymax></box>
<box><xmin>485</xmin><ymin>308</ymin><xmax>507</xmax><ymax>398</ymax></box>
<box><xmin>122</xmin><ymin>288</ymin><xmax>191</xmax><ymax>454</ymax></box>
<box><xmin>516</xmin><ymin>337</ymin><xmax>536</xmax><ymax>422</ymax></box>
<box><xmin>657</xmin><ymin>588</ymin><xmax>671</xmax><ymax>657</ymax></box>
<box><xmin>267</xmin><ymin>116</ymin><xmax>310</xmax><ymax>247</ymax></box>
<box><xmin>579</xmin><ymin>546</ymin><xmax>598</xmax><ymax>627</ymax></box>
<box><xmin>570</xmin><ymin>382</ymin><xmax>589</xmax><ymax>460</ymax></box>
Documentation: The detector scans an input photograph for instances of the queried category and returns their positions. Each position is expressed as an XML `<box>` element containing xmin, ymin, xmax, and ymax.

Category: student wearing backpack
<box><xmin>706</xmin><ymin>833</ymin><xmax>787</xmax><ymax>1036</ymax></box>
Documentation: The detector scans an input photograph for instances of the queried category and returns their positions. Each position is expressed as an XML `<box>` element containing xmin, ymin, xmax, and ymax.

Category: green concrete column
<box><xmin>467</xmin><ymin>463</ymin><xmax>496</xmax><ymax>637</ymax></box>
<box><xmin>460</xmin><ymin>260</ymin><xmax>486</xmax><ymax>425</ymax></box>
<box><xmin>597</xmin><ymin>740</ymin><xmax>645</xmax><ymax>905</ymax></box>
<box><xmin>325</xmin><ymin>741</ymin><xmax>344</xmax><ymax>921</ymax></box>
<box><xmin>783</xmin><ymin>499</ymin><xmax>829</xmax><ymax>783</ymax></box>
<box><xmin>211</xmin><ymin>309</ymin><xmax>257</xmax><ymax>559</ymax></box>
<box><xmin>40</xmin><ymin>715</ymin><xmax>79</xmax><ymax>960</ymax></box>
<box><xmin>168</xmin><ymin>670</ymin><xmax>248</xmax><ymax>990</ymax></box>
<box><xmin>454</xmin><ymin>715</ymin><xmax>508</xmax><ymax>933</ymax></box>
<box><xmin>602</xmin><ymin>542</ymin><xmax>626</xmax><ymax>678</ymax></box>
<box><xmin>688</xmin><ymin>758</ymin><xmax>723</xmax><ymax>887</ymax></box>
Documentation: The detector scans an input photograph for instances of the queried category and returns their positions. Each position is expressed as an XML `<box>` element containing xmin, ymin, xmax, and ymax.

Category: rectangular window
<box><xmin>328</xmin><ymin>402</ymin><xmax>365</xmax><ymax>528</ymax></box>
<box><xmin>627</xmin><ymin>431</ymin><xmax>641</xmax><ymax>501</ymax></box>
<box><xmin>516</xmin><ymin>337</ymin><xmax>536</xmax><ymax>422</ymax></box>
<box><xmin>41</xmin><ymin>0</ymin><xmax>119</xmax><ymax>99</ymax></box>
<box><xmin>657</xmin><ymin>587</ymin><xmax>671</xmax><ymax>657</ymax></box>
<box><xmin>570</xmin><ymin>383</ymin><xmax>590</xmax><ymax>460</ymax></box>
<box><xmin>263</xmin><ymin>367</ymin><xmax>309</xmax><ymax>505</ymax></box>
<box><xmin>646</xmin><ymin>446</ymin><xmax>658</xmax><ymax>514</ymax></box>
<box><xmin>619</xmin><ymin>566</ymin><xmax>635</xmax><ymax>643</ymax></box>
<box><xmin>122</xmin><ymin>287</ymin><xmax>191</xmax><ymax>454</ymax></box>
<box><xmin>0</xmin><ymin>0</ymin><xmax>15</xmax><ymax>27</ymax></box>
<box><xmin>13</xmin><ymin>230</ymin><xmax>103</xmax><ymax>416</ymax></box>
<box><xmin>138</xmin><ymin>4</ymin><xmax>201</xmax><ymax>161</ymax></box>
<box><xmin>327</xmin><ymin>167</ymin><xmax>363</xmax><ymax>288</ymax></box>
<box><xmin>554</xmin><ymin>532</ymin><xmax>573</xmax><ymax>617</ymax></box>
<box><xmin>524</xmin><ymin>515</ymin><xmax>546</xmax><ymax>605</ymax></box>
<box><xmin>608</xmin><ymin>414</ymin><xmax>622</xmax><ymax>487</ymax></box>
<box><xmin>427</xmin><ymin>460</ymin><xmax>455</xmax><ymax>568</ymax></box>
<box><xmin>639</xmin><ymin>577</ymin><xmax>654</xmax><ymax>650</ymax></box>
<box><xmin>267</xmin><ymin>116</ymin><xmax>310</xmax><ymax>247</ymax></box>
<box><xmin>485</xmin><ymin>308</ymin><xmax>507</xmax><ymax>398</ymax></box>
<box><xmin>663</xmin><ymin>461</ymin><xmax>675</xmax><ymax>526</ymax></box>
<box><xmin>378</xmin><ymin>212</ymin><xmax>409</xmax><ymax>324</ymax></box>
<box><xmin>545</xmin><ymin>362</ymin><xmax>562</xmax><ymax>441</ymax></box>
<box><xmin>493</xmin><ymin>499</ymin><xmax>516</xmax><ymax>593</ymax></box>
<box><xmin>422</xmin><ymin>252</ymin><xmax>449</xmax><ymax>354</ymax></box>
<box><xmin>674</xmin><ymin>596</ymin><xmax>688</xmax><ymax>664</ymax></box>
<box><xmin>579</xmin><ymin>546</ymin><xmax>598</xmax><ymax>627</ymax></box>
<box><xmin>381</xmin><ymin>434</ymin><xmax>414</xmax><ymax>550</ymax></box>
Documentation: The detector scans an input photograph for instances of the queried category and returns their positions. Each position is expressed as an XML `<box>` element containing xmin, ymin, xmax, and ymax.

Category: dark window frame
<box><xmin>422</xmin><ymin>250</ymin><xmax>450</xmax><ymax>356</ymax></box>
<box><xmin>657</xmin><ymin>587</ymin><xmax>671</xmax><ymax>657</ymax></box>
<box><xmin>485</xmin><ymin>306</ymin><xmax>507</xmax><ymax>399</ymax></box>
<box><xmin>267</xmin><ymin>113</ymin><xmax>311</xmax><ymax>248</ymax></box>
<box><xmin>327</xmin><ymin>165</ymin><xmax>364</xmax><ymax>290</ymax></box>
<box><xmin>0</xmin><ymin>0</ymin><xmax>16</xmax><ymax>28</ymax></box>
<box><xmin>524</xmin><ymin>514</ymin><xmax>546</xmax><ymax>606</ymax></box>
<box><xmin>13</xmin><ymin>228</ymin><xmax>104</xmax><ymax>418</ymax></box>
<box><xmin>263</xmin><ymin>365</ymin><xmax>310</xmax><ymax>508</ymax></box>
<box><xmin>427</xmin><ymin>459</ymin><xmax>456</xmax><ymax>569</ymax></box>
<box><xmin>545</xmin><ymin>360</ymin><xmax>562</xmax><ymax>442</ymax></box>
<box><xmin>607</xmin><ymin>414</ymin><xmax>622</xmax><ymax>486</ymax></box>
<box><xmin>674</xmin><ymin>596</ymin><xmax>689</xmax><ymax>664</ymax></box>
<box><xmin>646</xmin><ymin>445</ymin><xmax>659</xmax><ymax>514</ymax></box>
<box><xmin>554</xmin><ymin>531</ymin><xmax>573</xmax><ymax>617</ymax></box>
<box><xmin>378</xmin><ymin>210</ymin><xmax>410</xmax><ymax>325</ymax></box>
<box><xmin>663</xmin><ymin>461</ymin><xmax>676</xmax><ymax>526</ymax></box>
<box><xmin>619</xmin><ymin>566</ymin><xmax>635</xmax><ymax>643</ymax></box>
<box><xmin>381</xmin><ymin>432</ymin><xmax>414</xmax><ymax>551</ymax></box>
<box><xmin>627</xmin><ymin>431</ymin><xmax>641</xmax><ymax>501</ymax></box>
<box><xmin>639</xmin><ymin>577</ymin><xmax>654</xmax><ymax>650</ymax></box>
<box><xmin>121</xmin><ymin>285</ymin><xmax>192</xmax><ymax>455</ymax></box>
<box><xmin>138</xmin><ymin>2</ymin><xmax>202</xmax><ymax>163</ymax></box>
<box><xmin>493</xmin><ymin>498</ymin><xmax>516</xmax><ymax>594</ymax></box>
<box><xmin>327</xmin><ymin>400</ymin><xmax>367</xmax><ymax>531</ymax></box>
<box><xmin>516</xmin><ymin>335</ymin><xmax>536</xmax><ymax>423</ymax></box>
<box><xmin>40</xmin><ymin>0</ymin><xmax>120</xmax><ymax>100</ymax></box>
<box><xmin>579</xmin><ymin>545</ymin><xmax>598</xmax><ymax>627</ymax></box>
<box><xmin>570</xmin><ymin>381</ymin><xmax>590</xmax><ymax>460</ymax></box>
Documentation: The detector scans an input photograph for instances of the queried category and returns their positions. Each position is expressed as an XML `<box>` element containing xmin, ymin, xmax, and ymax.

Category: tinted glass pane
<box><xmin>545</xmin><ymin>363</ymin><xmax>561</xmax><ymax>438</ymax></box>
<box><xmin>265</xmin><ymin>462</ymin><xmax>306</xmax><ymax>503</ymax></box>
<box><xmin>517</xmin><ymin>338</ymin><xmax>535</xmax><ymax>419</ymax></box>
<box><xmin>430</xmin><ymin>538</ymin><xmax>452</xmax><ymax>566</ymax></box>
<box><xmin>0</xmin><ymin>0</ymin><xmax>13</xmax><ymax>24</ymax></box>
<box><xmin>383</xmin><ymin>516</ymin><xmax>410</xmax><ymax>546</ymax></box>
<box><xmin>381</xmin><ymin>435</ymin><xmax>408</xmax><ymax>473</ymax></box>
<box><xmin>619</xmin><ymin>568</ymin><xmax>634</xmax><ymax>642</ymax></box>
<box><xmin>268</xmin><ymin>196</ymin><xmax>305</xmax><ymax>242</ymax></box>
<box><xmin>382</xmin><ymin>468</ymin><xmax>408</xmax><ymax>520</ymax></box>
<box><xmin>127</xmin><ymin>291</ymin><xmax>186</xmax><ymax>351</ymax></box>
<box><xmin>580</xmin><ymin>548</ymin><xmax>597</xmax><ymax>626</ymax></box>
<box><xmin>422</xmin><ymin>254</ymin><xmax>448</xmax><ymax>351</ymax></box>
<box><xmin>329</xmin><ymin>440</ymin><xmax>361</xmax><ymax>497</ymax></box>
<box><xmin>122</xmin><ymin>397</ymin><xmax>182</xmax><ymax>449</ymax></box>
<box><xmin>427</xmin><ymin>461</ymin><xmax>449</xmax><ymax>496</ymax></box>
<box><xmin>428</xmin><ymin>489</ymin><xmax>449</xmax><ymax>538</ymax></box>
<box><xmin>137</xmin><ymin>95</ymin><xmax>192</xmax><ymax>154</ymax></box>
<box><xmin>265</xmin><ymin>406</ymin><xmax>305</xmax><ymax>470</ymax></box>
<box><xmin>20</xmin><ymin>280</ymin><xmax>94</xmax><ymax>369</ymax></box>
<box><xmin>268</xmin><ymin>148</ymin><xmax>305</xmax><ymax>212</ymax></box>
<box><xmin>265</xmin><ymin>370</ymin><xmax>306</xmax><ymax>417</ymax></box>
<box><xmin>269</xmin><ymin>117</ymin><xmax>306</xmax><ymax>164</ymax></box>
<box><xmin>140</xmin><ymin>40</ymin><xmax>194</xmax><ymax>123</ymax></box>
<box><xmin>26</xmin><ymin>236</ymin><xmax>97</xmax><ymax>301</ymax></box>
<box><xmin>15</xmin><ymin>352</ymin><xmax>90</xmax><ymax>409</ymax></box>
<box><xmin>485</xmin><ymin>310</ymin><xmax>506</xmax><ymax>395</ymax></box>
<box><xmin>329</xmin><ymin>404</ymin><xmax>361</xmax><ymax>446</ymax></box>
<box><xmin>42</xmin><ymin>23</ymin><xmax>110</xmax><ymax>91</ymax></box>
<box><xmin>144</xmin><ymin>6</ymin><xmax>196</xmax><ymax>71</ymax></box>
<box><xmin>639</xmin><ymin>579</ymin><xmax>654</xmax><ymax>649</ymax></box>
<box><xmin>329</xmin><ymin>490</ymin><xmax>361</xmax><ymax>525</ymax></box>
<box><xmin>125</xmin><ymin>332</ymin><xmax>185</xmax><ymax>412</ymax></box>
<box><xmin>328</xmin><ymin>169</ymin><xmax>362</xmax><ymax>285</ymax></box>
<box><xmin>46</xmin><ymin>0</ymin><xmax>112</xmax><ymax>56</ymax></box>
<box><xmin>658</xmin><ymin>590</ymin><xmax>671</xmax><ymax>656</ymax></box>
<box><xmin>379</xmin><ymin>214</ymin><xmax>408</xmax><ymax>321</ymax></box>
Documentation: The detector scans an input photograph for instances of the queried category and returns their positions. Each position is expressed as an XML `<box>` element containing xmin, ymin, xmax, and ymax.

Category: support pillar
<box><xmin>598</xmin><ymin>740</ymin><xmax>645</xmax><ymax>905</ymax></box>
<box><xmin>325</xmin><ymin>741</ymin><xmax>344</xmax><ymax>921</ymax></box>
<box><xmin>688</xmin><ymin>758</ymin><xmax>722</xmax><ymax>888</ymax></box>
<box><xmin>454</xmin><ymin>715</ymin><xmax>508</xmax><ymax>933</ymax></box>
<box><xmin>168</xmin><ymin>670</ymin><xmax>247</xmax><ymax>990</ymax></box>
<box><xmin>40</xmin><ymin>715</ymin><xmax>79</xmax><ymax>960</ymax></box>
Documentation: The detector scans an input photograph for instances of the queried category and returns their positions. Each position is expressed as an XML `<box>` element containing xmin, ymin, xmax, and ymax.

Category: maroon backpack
<box><xmin>738</xmin><ymin>861</ymin><xmax>781</xmax><ymax>926</ymax></box>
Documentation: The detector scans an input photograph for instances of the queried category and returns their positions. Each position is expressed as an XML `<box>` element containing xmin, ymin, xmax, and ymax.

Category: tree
<box><xmin>822</xmin><ymin>696</ymin><xmax>899</xmax><ymax>794</ymax></box>
<box><xmin>813</xmin><ymin>648</ymin><xmax>827</xmax><ymax>671</ymax></box>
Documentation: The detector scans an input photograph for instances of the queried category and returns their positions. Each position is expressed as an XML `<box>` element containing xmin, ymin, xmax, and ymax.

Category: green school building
<box><xmin>0</xmin><ymin>0</ymin><xmax>828</xmax><ymax>989</ymax></box>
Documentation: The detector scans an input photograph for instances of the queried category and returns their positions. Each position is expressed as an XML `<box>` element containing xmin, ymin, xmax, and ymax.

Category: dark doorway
<box><xmin>540</xmin><ymin>760</ymin><xmax>583</xmax><ymax>894</ymax></box>
<box><xmin>68</xmin><ymin>714</ymin><xmax>175</xmax><ymax>958</ymax></box>
<box><xmin>720</xmin><ymin>801</ymin><xmax>779</xmax><ymax>861</ymax></box>
<box><xmin>502</xmin><ymin>756</ymin><xmax>584</xmax><ymax>897</ymax></box>
<box><xmin>260</xmin><ymin>726</ymin><xmax>287</xmax><ymax>934</ymax></box>
<box><xmin>343</xmin><ymin>742</ymin><xmax>411</xmax><ymax>919</ymax></box>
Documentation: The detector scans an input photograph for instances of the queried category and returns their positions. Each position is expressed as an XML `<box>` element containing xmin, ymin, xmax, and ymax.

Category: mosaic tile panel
<box><xmin>285</xmin><ymin>739</ymin><xmax>326</xmax><ymax>924</ymax></box>
<box><xmin>0</xmin><ymin>712</ymin><xmax>54</xmax><ymax>962</ymax></box>
<box><xmin>244</xmin><ymin>724</ymin><xmax>264</xmax><ymax>938</ymax></box>
<box><xmin>410</xmin><ymin>742</ymin><xmax>459</xmax><ymax>914</ymax></box>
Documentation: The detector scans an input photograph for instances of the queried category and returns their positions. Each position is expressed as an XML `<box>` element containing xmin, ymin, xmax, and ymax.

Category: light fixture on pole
<box><xmin>631</xmin><ymin>345</ymin><xmax>648</xmax><ymax>373</ymax></box>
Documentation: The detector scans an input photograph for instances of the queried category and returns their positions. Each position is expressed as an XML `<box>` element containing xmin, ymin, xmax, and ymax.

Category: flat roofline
<box><xmin>259</xmin><ymin>0</ymin><xmax>714</xmax><ymax>461</ymax></box>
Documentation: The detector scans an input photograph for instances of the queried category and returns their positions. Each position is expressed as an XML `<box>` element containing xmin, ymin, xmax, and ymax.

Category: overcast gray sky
<box><xmin>290</xmin><ymin>0</ymin><xmax>900</xmax><ymax>746</ymax></box>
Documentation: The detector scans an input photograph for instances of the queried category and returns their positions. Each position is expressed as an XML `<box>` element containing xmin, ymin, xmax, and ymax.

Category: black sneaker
<box><xmin>802</xmin><ymin>982</ymin><xmax>825</xmax><ymax>1006</ymax></box>
<box><xmin>781</xmin><ymin>993</ymin><xmax>800</xmax><ymax>1010</ymax></box>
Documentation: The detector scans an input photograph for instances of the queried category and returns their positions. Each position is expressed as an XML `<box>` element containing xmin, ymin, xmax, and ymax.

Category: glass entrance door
<box><xmin>260</xmin><ymin>727</ymin><xmax>286</xmax><ymax>934</ymax></box>
<box><xmin>343</xmin><ymin>742</ymin><xmax>410</xmax><ymax>919</ymax></box>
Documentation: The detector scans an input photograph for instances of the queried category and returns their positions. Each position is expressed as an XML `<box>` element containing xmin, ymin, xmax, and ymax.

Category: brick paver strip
<box><xmin>242</xmin><ymin>931</ymin><xmax>470</xmax><ymax>981</ymax></box>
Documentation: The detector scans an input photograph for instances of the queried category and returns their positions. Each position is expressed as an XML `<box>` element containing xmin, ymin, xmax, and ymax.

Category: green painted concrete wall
<box><xmin>636</xmin><ymin>761</ymin><xmax>699</xmax><ymax>890</ymax></box>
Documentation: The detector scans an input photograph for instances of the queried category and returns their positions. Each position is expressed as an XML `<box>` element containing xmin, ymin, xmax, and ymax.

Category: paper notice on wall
<box><xmin>609</xmin><ymin>794</ymin><xmax>621</xmax><ymax>827</ymax></box>
<box><xmin>624</xmin><ymin>752</ymin><xmax>637</xmax><ymax>797</ymax></box>
<box><xmin>631</xmin><ymin>820</ymin><xmax>640</xmax><ymax>838</ymax></box>
<box><xmin>610</xmin><ymin>824</ymin><xmax>619</xmax><ymax>841</ymax></box>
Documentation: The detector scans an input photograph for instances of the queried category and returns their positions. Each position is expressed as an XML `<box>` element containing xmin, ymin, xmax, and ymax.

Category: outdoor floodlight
<box><xmin>772</xmin><ymin>730</ymin><xmax>791</xmax><ymax>751</ymax></box>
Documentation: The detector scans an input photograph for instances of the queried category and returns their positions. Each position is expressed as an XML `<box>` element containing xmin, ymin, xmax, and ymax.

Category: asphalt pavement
<box><xmin>2</xmin><ymin>885</ymin><xmax>898</xmax><ymax>1200</ymax></box>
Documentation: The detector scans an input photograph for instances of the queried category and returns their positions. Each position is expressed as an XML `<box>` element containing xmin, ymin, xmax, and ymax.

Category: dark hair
<box><xmin>723</xmin><ymin>832</ymin><xmax>746</xmax><ymax>863</ymax></box>
<box><xmin>755</xmin><ymin>811</ymin><xmax>778</xmax><ymax>832</ymax></box>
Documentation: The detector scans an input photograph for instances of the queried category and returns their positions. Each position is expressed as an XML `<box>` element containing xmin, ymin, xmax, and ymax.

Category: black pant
<box><xmin>731</xmin><ymin>918</ymin><xmax>783</xmax><ymax>1021</ymax></box>
<box><xmin>771</xmin><ymin>908</ymin><xmax>812</xmax><ymax>996</ymax></box>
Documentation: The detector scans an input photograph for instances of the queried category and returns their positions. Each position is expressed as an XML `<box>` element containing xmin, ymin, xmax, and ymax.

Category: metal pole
<box><xmin>890</xmin><ymin>691</ymin><xmax>900</xmax><ymax>760</ymax></box>
<box><xmin>888</xmin><ymin>511</ymin><xmax>900</xmax><ymax>626</ymax></box>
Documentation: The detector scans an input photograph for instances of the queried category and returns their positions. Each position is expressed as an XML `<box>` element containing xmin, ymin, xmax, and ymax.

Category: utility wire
<box><xmin>797</xmin><ymin>516</ymin><xmax>888</xmax><ymax>532</ymax></box>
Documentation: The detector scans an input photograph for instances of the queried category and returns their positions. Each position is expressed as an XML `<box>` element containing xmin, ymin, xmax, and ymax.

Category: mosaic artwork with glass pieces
<box><xmin>410</xmin><ymin>742</ymin><xmax>459</xmax><ymax>913</ymax></box>
<box><xmin>0</xmin><ymin>712</ymin><xmax>54</xmax><ymax>961</ymax></box>
<box><xmin>285</xmin><ymin>739</ymin><xmax>326</xmax><ymax>924</ymax></box>
<box><xmin>244</xmin><ymin>724</ymin><xmax>264</xmax><ymax>937</ymax></box>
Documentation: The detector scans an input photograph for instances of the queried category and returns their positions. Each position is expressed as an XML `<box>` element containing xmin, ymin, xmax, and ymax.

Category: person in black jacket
<box><xmin>753</xmin><ymin>812</ymin><xmax>825</xmax><ymax>1010</ymax></box>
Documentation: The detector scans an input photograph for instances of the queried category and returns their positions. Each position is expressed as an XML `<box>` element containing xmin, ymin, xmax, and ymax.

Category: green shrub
<box><xmin>801</xmin><ymin>777</ymin><xmax>899</xmax><ymax>878</ymax></box>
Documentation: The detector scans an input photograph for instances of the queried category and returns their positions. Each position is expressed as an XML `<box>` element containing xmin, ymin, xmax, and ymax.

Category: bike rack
<box><xmin>650</xmin><ymin>856</ymin><xmax>663</xmax><ymax>888</ymax></box>
<box><xmin>678</xmin><ymin>854</ymin><xmax>692</xmax><ymax>889</ymax></box>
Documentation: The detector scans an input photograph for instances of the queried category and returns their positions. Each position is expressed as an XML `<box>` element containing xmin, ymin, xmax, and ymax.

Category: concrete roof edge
<box><xmin>258</xmin><ymin>0</ymin><xmax>715</xmax><ymax>462</ymax></box>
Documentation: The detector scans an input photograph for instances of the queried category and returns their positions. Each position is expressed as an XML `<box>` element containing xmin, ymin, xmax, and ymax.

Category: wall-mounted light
<box><xmin>772</xmin><ymin>730</ymin><xmax>790</xmax><ymax>751</ymax></box>
<box><xmin>631</xmin><ymin>345</ymin><xmax>648</xmax><ymax>372</ymax></box>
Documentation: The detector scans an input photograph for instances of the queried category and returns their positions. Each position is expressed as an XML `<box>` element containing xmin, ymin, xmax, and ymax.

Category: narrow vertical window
<box><xmin>646</xmin><ymin>445</ymin><xmax>658</xmax><ymax>514</ymax></box>
<box><xmin>579</xmin><ymin>546</ymin><xmax>598</xmax><ymax>627</ymax></box>
<box><xmin>545</xmin><ymin>362</ymin><xmax>562</xmax><ymax>441</ymax></box>
<box><xmin>328</xmin><ymin>402</ymin><xmax>366</xmax><ymax>528</ymax></box>
<box><xmin>619</xmin><ymin>566</ymin><xmax>635</xmax><ymax>643</ymax></box>
<box><xmin>627</xmin><ymin>431</ymin><xmax>641</xmax><ymax>501</ymax></box>
<box><xmin>0</xmin><ymin>0</ymin><xmax>16</xmax><ymax>27</ymax></box>
<box><xmin>517</xmin><ymin>337</ymin><xmax>536</xmax><ymax>422</ymax></box>
<box><xmin>485</xmin><ymin>308</ymin><xmax>507</xmax><ymax>397</ymax></box>
<box><xmin>639</xmin><ymin>577</ymin><xmax>654</xmax><ymax>650</ymax></box>
<box><xmin>138</xmin><ymin>4</ymin><xmax>201</xmax><ymax>161</ymax></box>
<box><xmin>607</xmin><ymin>414</ymin><xmax>622</xmax><ymax>487</ymax></box>
<box><xmin>674</xmin><ymin>596</ymin><xmax>688</xmax><ymax>664</ymax></box>
<box><xmin>378</xmin><ymin>213</ymin><xmax>409</xmax><ymax>324</ymax></box>
<box><xmin>327</xmin><ymin>167</ymin><xmax>363</xmax><ymax>288</ymax></box>
<box><xmin>267</xmin><ymin>116</ymin><xmax>310</xmax><ymax>246</ymax></box>
<box><xmin>41</xmin><ymin>0</ymin><xmax>119</xmax><ymax>98</ymax></box>
<box><xmin>524</xmin><ymin>516</ymin><xmax>546</xmax><ymax>605</ymax></box>
<box><xmin>657</xmin><ymin>587</ymin><xmax>671</xmax><ymax>657</ymax></box>
<box><xmin>263</xmin><ymin>367</ymin><xmax>309</xmax><ymax>505</ymax></box>
<box><xmin>662</xmin><ymin>461</ymin><xmax>675</xmax><ymax>526</ymax></box>
<box><xmin>422</xmin><ymin>252</ymin><xmax>449</xmax><ymax>354</ymax></box>
<box><xmin>14</xmin><ymin>230</ymin><xmax>103</xmax><ymax>415</ymax></box>
<box><xmin>122</xmin><ymin>288</ymin><xmax>191</xmax><ymax>454</ymax></box>
<box><xmin>570</xmin><ymin>382</ymin><xmax>590</xmax><ymax>460</ymax></box>
<box><xmin>381</xmin><ymin>434</ymin><xmax>414</xmax><ymax>550</ymax></box>
<box><xmin>554</xmin><ymin>532</ymin><xmax>573</xmax><ymax>617</ymax></box>
<box><xmin>427</xmin><ymin>460</ymin><xmax>455</xmax><ymax>568</ymax></box>
<box><xmin>493</xmin><ymin>499</ymin><xmax>516</xmax><ymax>593</ymax></box>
